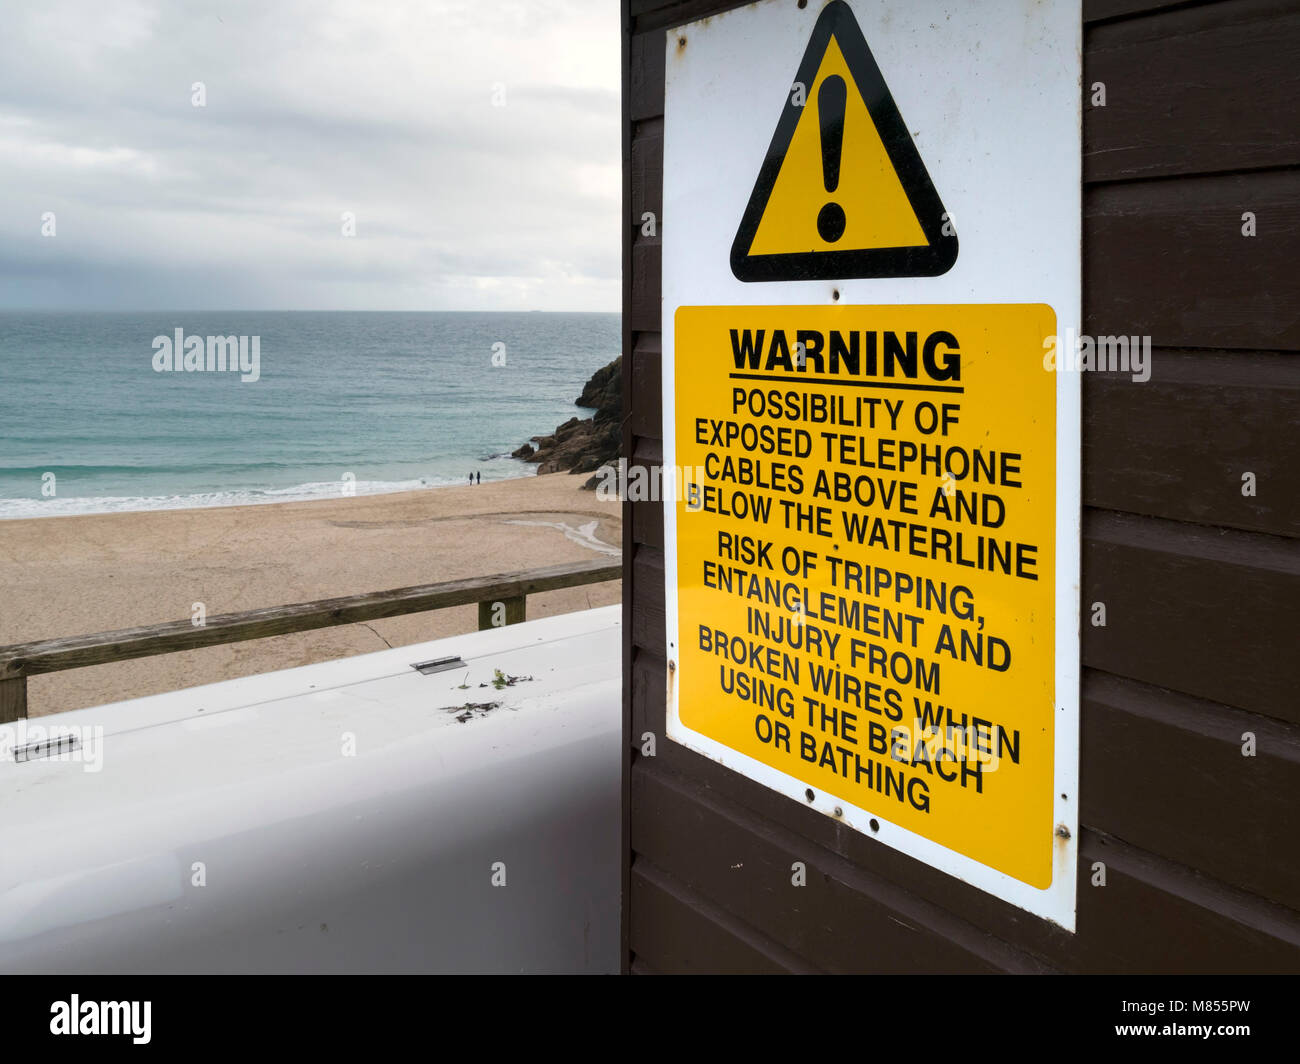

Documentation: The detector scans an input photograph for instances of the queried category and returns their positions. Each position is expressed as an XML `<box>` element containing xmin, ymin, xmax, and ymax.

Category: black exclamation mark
<box><xmin>816</xmin><ymin>75</ymin><xmax>847</xmax><ymax>243</ymax></box>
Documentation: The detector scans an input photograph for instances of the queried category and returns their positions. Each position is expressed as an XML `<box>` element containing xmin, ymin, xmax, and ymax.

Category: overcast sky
<box><xmin>0</xmin><ymin>0</ymin><xmax>620</xmax><ymax>312</ymax></box>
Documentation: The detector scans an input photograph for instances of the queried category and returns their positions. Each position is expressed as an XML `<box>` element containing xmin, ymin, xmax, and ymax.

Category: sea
<box><xmin>0</xmin><ymin>311</ymin><xmax>620</xmax><ymax>519</ymax></box>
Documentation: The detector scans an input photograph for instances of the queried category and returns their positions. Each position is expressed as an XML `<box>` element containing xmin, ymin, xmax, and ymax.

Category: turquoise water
<box><xmin>0</xmin><ymin>311</ymin><xmax>620</xmax><ymax>518</ymax></box>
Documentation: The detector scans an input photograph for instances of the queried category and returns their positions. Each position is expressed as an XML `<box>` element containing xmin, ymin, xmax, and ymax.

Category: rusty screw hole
<box><xmin>677</xmin><ymin>36</ymin><xmax>686</xmax><ymax>49</ymax></box>
<box><xmin>797</xmin><ymin>0</ymin><xmax>808</xmax><ymax>8</ymax></box>
<box><xmin>869</xmin><ymin>818</ymin><xmax>880</xmax><ymax>833</ymax></box>
<box><xmin>832</xmin><ymin>288</ymin><xmax>840</xmax><ymax>301</ymax></box>
<box><xmin>804</xmin><ymin>788</ymin><xmax>815</xmax><ymax>802</ymax></box>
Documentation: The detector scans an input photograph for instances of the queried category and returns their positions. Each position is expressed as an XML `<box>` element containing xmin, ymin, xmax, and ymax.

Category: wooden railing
<box><xmin>0</xmin><ymin>558</ymin><xmax>621</xmax><ymax>722</ymax></box>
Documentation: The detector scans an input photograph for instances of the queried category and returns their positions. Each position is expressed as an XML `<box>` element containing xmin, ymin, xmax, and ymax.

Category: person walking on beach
<box><xmin>476</xmin><ymin>471</ymin><xmax>481</xmax><ymax>485</ymax></box>
<box><xmin>467</xmin><ymin>473</ymin><xmax>472</xmax><ymax>484</ymax></box>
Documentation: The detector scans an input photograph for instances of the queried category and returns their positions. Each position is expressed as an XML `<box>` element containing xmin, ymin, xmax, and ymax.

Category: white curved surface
<box><xmin>0</xmin><ymin>606</ymin><xmax>622</xmax><ymax>973</ymax></box>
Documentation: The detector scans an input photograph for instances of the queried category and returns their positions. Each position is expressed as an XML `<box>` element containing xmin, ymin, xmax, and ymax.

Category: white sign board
<box><xmin>662</xmin><ymin>0</ymin><xmax>1081</xmax><ymax>929</ymax></box>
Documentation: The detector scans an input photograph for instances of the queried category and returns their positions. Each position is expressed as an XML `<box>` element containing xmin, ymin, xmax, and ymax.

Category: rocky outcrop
<box><xmin>521</xmin><ymin>357</ymin><xmax>621</xmax><ymax>481</ymax></box>
<box><xmin>575</xmin><ymin>357</ymin><xmax>620</xmax><ymax>411</ymax></box>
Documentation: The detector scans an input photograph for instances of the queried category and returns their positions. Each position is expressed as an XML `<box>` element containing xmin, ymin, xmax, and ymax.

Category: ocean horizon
<box><xmin>0</xmin><ymin>310</ymin><xmax>620</xmax><ymax>519</ymax></box>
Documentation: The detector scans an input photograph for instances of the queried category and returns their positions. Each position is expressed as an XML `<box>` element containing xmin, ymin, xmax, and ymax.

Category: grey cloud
<box><xmin>0</xmin><ymin>0</ymin><xmax>621</xmax><ymax>310</ymax></box>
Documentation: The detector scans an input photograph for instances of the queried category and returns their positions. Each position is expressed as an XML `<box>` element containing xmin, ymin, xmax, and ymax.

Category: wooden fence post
<box><xmin>478</xmin><ymin>596</ymin><xmax>527</xmax><ymax>630</ymax></box>
<box><xmin>0</xmin><ymin>676</ymin><xmax>27</xmax><ymax>723</ymax></box>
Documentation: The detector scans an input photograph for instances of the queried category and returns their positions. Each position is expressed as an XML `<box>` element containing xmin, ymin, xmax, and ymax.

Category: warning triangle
<box><xmin>730</xmin><ymin>1</ymin><xmax>958</xmax><ymax>282</ymax></box>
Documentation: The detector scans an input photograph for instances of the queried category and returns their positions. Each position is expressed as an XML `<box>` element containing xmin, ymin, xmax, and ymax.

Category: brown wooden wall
<box><xmin>620</xmin><ymin>0</ymin><xmax>1300</xmax><ymax>973</ymax></box>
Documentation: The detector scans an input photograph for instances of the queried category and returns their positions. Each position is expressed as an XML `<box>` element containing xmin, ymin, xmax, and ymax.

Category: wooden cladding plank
<box><xmin>1083</xmin><ymin>0</ymin><xmax>1211</xmax><ymax>22</ymax></box>
<box><xmin>1082</xmin><ymin>669</ymin><xmax>1300</xmax><ymax>911</ymax></box>
<box><xmin>639</xmin><ymin>0</ymin><xmax>1300</xmax><ymax>176</ymax></box>
<box><xmin>1073</xmin><ymin>828</ymin><xmax>1300</xmax><ymax>973</ymax></box>
<box><xmin>629</xmin><ymin>242</ymin><xmax>662</xmax><ymax>334</ymax></box>
<box><xmin>631</xmin><ymin>498</ymin><xmax>665</xmax><ymax>552</ymax></box>
<box><xmin>632</xmin><ymin>761</ymin><xmax>1055</xmax><ymax>973</ymax></box>
<box><xmin>629</xmin><ymin>348</ymin><xmax>1298</xmax><ymax>544</ymax></box>
<box><xmin>637</xmin><ymin>1</ymin><xmax>1263</xmax><ymax>33</ymax></box>
<box><xmin>632</xmin><ymin>34</ymin><xmax>1300</xmax><ymax>349</ymax></box>
<box><xmin>630</xmin><ymin>0</ymin><xmax>750</xmax><ymax>35</ymax></box>
<box><xmin>630</xmin><ymin>118</ymin><xmax>664</xmax><ymax>241</ymax></box>
<box><xmin>629</xmin><ymin>30</ymin><xmax>665</xmax><ymax>122</ymax></box>
<box><xmin>628</xmin><ymin>334</ymin><xmax>663</xmax><ymax>439</ymax></box>
<box><xmin>631</xmin><ymin>742</ymin><xmax>1300</xmax><ymax>971</ymax></box>
<box><xmin>1082</xmin><ymin>511</ymin><xmax>1300</xmax><ymax>722</ymax></box>
<box><xmin>626</xmin><ymin>79</ymin><xmax>662</xmax><ymax>341</ymax></box>
<box><xmin>1084</xmin><ymin>169</ymin><xmax>1300</xmax><ymax>351</ymax></box>
<box><xmin>632</xmin><ymin>648</ymin><xmax>1300</xmax><ymax>909</ymax></box>
<box><xmin>638</xmin><ymin>1</ymin><xmax>1300</xmax><ymax>178</ymax></box>
<box><xmin>638</xmin><ymin>510</ymin><xmax>1300</xmax><ymax>720</ymax></box>
<box><xmin>632</xmin><ymin>545</ymin><xmax>667</xmax><ymax>657</ymax></box>
<box><xmin>630</xmin><ymin>858</ymin><xmax>811</xmax><ymax>973</ymax></box>
<box><xmin>631</xmin><ymin>647</ymin><xmax>666</xmax><ymax>750</ymax></box>
<box><xmin>629</xmin><ymin>438</ymin><xmax>664</xmax><ymax>550</ymax></box>
<box><xmin>630</xmin><ymin>491</ymin><xmax>664</xmax><ymax>554</ymax></box>
<box><xmin>635</xmin><ymin>347</ymin><xmax>1300</xmax><ymax>540</ymax></box>
<box><xmin>1085</xmin><ymin>0</ymin><xmax>1300</xmax><ymax>180</ymax></box>
<box><xmin>1083</xmin><ymin>350</ymin><xmax>1300</xmax><ymax>538</ymax></box>
<box><xmin>632</xmin><ymin>436</ymin><xmax>662</xmax><ymax>466</ymax></box>
<box><xmin>633</xmin><ymin>647</ymin><xmax>670</xmax><ymax>738</ymax></box>
<box><xmin>1027</xmin><ymin>830</ymin><xmax>1290</xmax><ymax>972</ymax></box>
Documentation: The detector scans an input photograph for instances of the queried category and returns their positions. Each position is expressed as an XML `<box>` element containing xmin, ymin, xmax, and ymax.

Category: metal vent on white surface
<box><xmin>15</xmin><ymin>733</ymin><xmax>81</xmax><ymax>763</ymax></box>
<box><xmin>411</xmin><ymin>655</ymin><xmax>466</xmax><ymax>676</ymax></box>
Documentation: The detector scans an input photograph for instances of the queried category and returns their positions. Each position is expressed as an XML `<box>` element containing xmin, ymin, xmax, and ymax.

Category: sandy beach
<box><xmin>0</xmin><ymin>474</ymin><xmax>621</xmax><ymax>718</ymax></box>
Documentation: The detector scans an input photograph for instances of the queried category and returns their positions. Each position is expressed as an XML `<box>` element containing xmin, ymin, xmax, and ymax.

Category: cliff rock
<box><xmin>522</xmin><ymin>356</ymin><xmax>622</xmax><ymax>482</ymax></box>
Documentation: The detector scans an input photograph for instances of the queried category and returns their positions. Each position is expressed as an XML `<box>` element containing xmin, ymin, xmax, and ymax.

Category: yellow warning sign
<box><xmin>673</xmin><ymin>304</ymin><xmax>1057</xmax><ymax>886</ymax></box>
<box><xmin>731</xmin><ymin>1</ymin><xmax>957</xmax><ymax>281</ymax></box>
